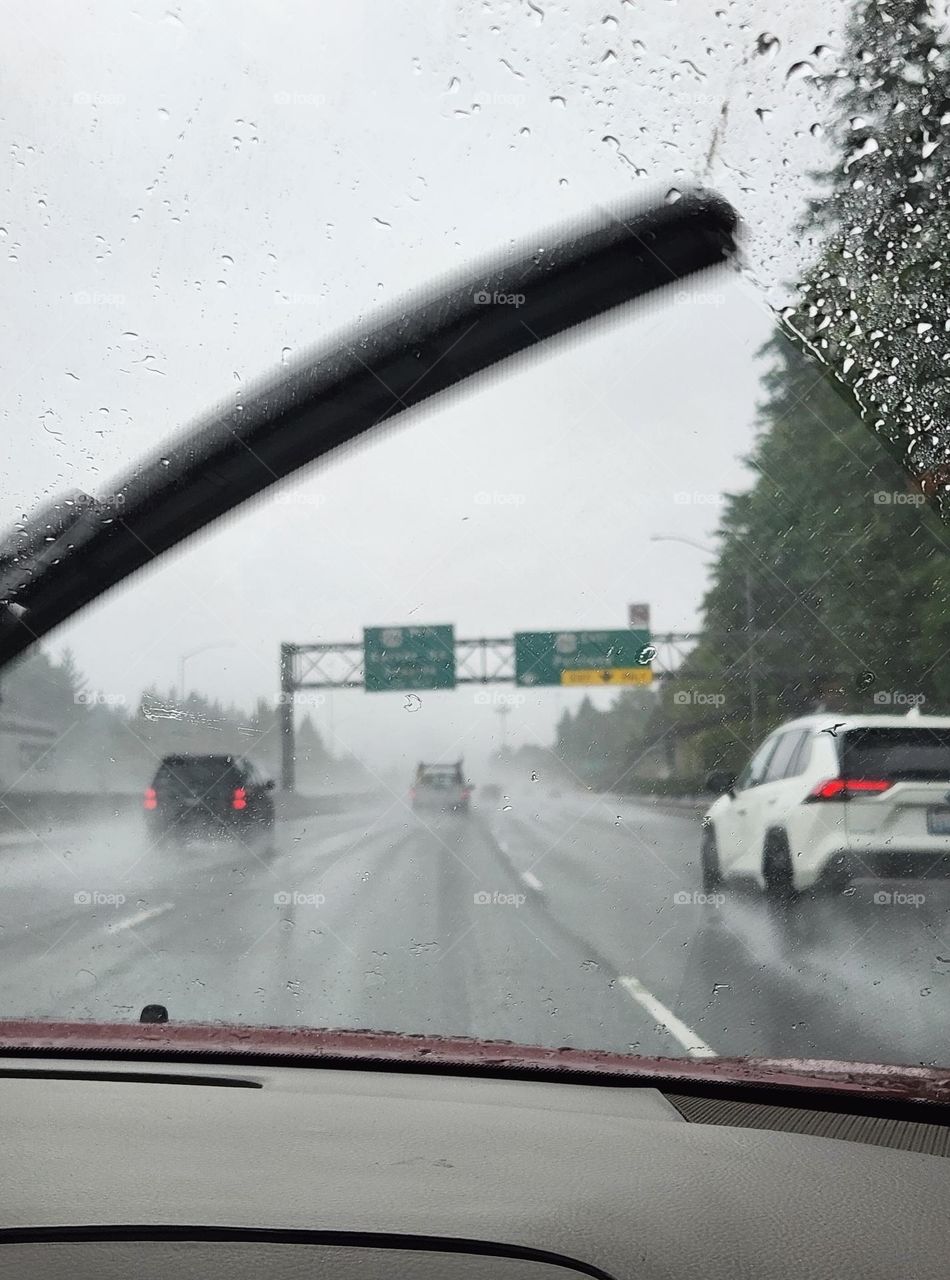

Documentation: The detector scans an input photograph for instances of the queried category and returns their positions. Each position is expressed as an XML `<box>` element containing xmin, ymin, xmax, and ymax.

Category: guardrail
<box><xmin>0</xmin><ymin>789</ymin><xmax>380</xmax><ymax>835</ymax></box>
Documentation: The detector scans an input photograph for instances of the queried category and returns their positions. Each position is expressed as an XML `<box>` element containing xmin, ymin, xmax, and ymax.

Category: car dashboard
<box><xmin>1</xmin><ymin>1056</ymin><xmax>949</xmax><ymax>1278</ymax></box>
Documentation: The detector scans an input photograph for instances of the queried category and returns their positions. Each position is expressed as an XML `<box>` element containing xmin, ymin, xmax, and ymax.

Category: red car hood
<box><xmin>0</xmin><ymin>1019</ymin><xmax>946</xmax><ymax>1105</ymax></box>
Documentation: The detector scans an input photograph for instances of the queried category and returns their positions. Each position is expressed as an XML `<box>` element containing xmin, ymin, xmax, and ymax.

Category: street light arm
<box><xmin>649</xmin><ymin>534</ymin><xmax>716</xmax><ymax>555</ymax></box>
<box><xmin>179</xmin><ymin>641</ymin><xmax>237</xmax><ymax>701</ymax></box>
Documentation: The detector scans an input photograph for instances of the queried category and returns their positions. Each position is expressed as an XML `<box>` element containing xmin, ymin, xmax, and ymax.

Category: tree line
<box><xmin>555</xmin><ymin>0</ymin><xmax>950</xmax><ymax>790</ymax></box>
<box><xmin>0</xmin><ymin>645</ymin><xmax>335</xmax><ymax>794</ymax></box>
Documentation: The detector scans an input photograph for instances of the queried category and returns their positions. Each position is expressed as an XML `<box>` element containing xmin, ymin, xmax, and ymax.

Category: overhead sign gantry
<box><xmin>276</xmin><ymin>622</ymin><xmax>695</xmax><ymax>791</ymax></box>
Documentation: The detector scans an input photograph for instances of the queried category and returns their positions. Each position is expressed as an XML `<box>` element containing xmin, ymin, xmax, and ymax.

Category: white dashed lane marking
<box><xmin>109</xmin><ymin>903</ymin><xmax>175</xmax><ymax>933</ymax></box>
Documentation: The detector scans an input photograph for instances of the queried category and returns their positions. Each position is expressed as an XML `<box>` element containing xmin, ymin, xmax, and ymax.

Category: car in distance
<box><xmin>410</xmin><ymin>760</ymin><xmax>472</xmax><ymax>814</ymax></box>
<box><xmin>701</xmin><ymin>711</ymin><xmax>950</xmax><ymax>901</ymax></box>
<box><xmin>144</xmin><ymin>753</ymin><xmax>277</xmax><ymax>849</ymax></box>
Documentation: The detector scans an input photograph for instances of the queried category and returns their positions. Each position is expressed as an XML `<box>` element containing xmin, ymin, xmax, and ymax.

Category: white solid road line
<box><xmin>618</xmin><ymin>975</ymin><xmax>717</xmax><ymax>1059</ymax></box>
<box><xmin>109</xmin><ymin>903</ymin><xmax>175</xmax><ymax>933</ymax></box>
<box><xmin>520</xmin><ymin>871</ymin><xmax>544</xmax><ymax>892</ymax></box>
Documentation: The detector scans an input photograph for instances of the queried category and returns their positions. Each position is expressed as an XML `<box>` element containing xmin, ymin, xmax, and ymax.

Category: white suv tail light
<box><xmin>805</xmin><ymin>777</ymin><xmax>893</xmax><ymax>802</ymax></box>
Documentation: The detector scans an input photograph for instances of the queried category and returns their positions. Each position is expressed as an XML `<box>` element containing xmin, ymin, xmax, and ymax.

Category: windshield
<box><xmin>4</xmin><ymin>0</ymin><xmax>950</xmax><ymax>1083</ymax></box>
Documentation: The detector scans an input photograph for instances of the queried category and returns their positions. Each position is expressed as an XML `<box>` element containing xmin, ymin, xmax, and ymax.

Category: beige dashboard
<box><xmin>1</xmin><ymin>1058</ymin><xmax>948</xmax><ymax>1279</ymax></box>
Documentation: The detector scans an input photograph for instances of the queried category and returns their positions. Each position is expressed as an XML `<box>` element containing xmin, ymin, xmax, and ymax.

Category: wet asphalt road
<box><xmin>0</xmin><ymin>782</ymin><xmax>948</xmax><ymax>1066</ymax></box>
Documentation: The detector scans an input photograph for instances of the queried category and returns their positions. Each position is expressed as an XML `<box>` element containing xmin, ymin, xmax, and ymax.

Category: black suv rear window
<box><xmin>842</xmin><ymin>729</ymin><xmax>950</xmax><ymax>782</ymax></box>
<box><xmin>155</xmin><ymin>757</ymin><xmax>243</xmax><ymax>789</ymax></box>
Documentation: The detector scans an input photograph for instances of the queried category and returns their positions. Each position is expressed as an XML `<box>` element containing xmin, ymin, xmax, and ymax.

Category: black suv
<box><xmin>144</xmin><ymin>754</ymin><xmax>277</xmax><ymax>848</ymax></box>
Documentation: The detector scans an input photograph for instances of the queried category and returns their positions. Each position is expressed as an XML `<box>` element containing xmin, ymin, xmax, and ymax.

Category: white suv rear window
<box><xmin>842</xmin><ymin>729</ymin><xmax>950</xmax><ymax>782</ymax></box>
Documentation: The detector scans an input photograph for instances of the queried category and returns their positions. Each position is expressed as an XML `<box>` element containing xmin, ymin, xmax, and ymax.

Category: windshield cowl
<box><xmin>0</xmin><ymin>1020</ymin><xmax>946</xmax><ymax>1105</ymax></box>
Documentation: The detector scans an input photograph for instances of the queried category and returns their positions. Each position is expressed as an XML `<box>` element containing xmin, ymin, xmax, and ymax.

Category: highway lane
<box><xmin>0</xmin><ymin>784</ymin><xmax>948</xmax><ymax>1066</ymax></box>
<box><xmin>490</xmin><ymin>783</ymin><xmax>950</xmax><ymax>1064</ymax></box>
<box><xmin>0</xmin><ymin>794</ymin><xmax>677</xmax><ymax>1052</ymax></box>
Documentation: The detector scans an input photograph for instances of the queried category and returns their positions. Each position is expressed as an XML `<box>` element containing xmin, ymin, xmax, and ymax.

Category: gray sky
<box><xmin>1</xmin><ymin>0</ymin><xmax>850</xmax><ymax>774</ymax></box>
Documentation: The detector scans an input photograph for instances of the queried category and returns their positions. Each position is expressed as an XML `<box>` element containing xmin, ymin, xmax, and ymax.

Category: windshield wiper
<box><xmin>0</xmin><ymin>190</ymin><xmax>737</xmax><ymax>669</ymax></box>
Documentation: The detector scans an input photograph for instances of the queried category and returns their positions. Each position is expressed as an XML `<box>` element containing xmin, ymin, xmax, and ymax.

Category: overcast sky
<box><xmin>1</xmin><ymin>0</ymin><xmax>850</xmax><ymax>775</ymax></box>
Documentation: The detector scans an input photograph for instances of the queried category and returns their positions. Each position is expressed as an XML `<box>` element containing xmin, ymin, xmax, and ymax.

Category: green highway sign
<box><xmin>363</xmin><ymin>625</ymin><xmax>456</xmax><ymax>693</ymax></box>
<box><xmin>514</xmin><ymin>629</ymin><xmax>652</xmax><ymax>688</ymax></box>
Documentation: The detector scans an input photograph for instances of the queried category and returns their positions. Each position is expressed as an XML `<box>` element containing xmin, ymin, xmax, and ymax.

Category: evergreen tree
<box><xmin>794</xmin><ymin>0</ymin><xmax>950</xmax><ymax>494</ymax></box>
<box><xmin>662</xmin><ymin>0</ymin><xmax>950</xmax><ymax>776</ymax></box>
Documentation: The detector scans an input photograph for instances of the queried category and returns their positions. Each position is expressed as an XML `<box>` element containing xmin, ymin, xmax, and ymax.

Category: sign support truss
<box><xmin>277</xmin><ymin>633</ymin><xmax>697</xmax><ymax>791</ymax></box>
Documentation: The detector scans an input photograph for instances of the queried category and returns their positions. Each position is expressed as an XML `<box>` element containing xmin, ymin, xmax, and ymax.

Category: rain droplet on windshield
<box><xmin>756</xmin><ymin>33</ymin><xmax>781</xmax><ymax>57</ymax></box>
<box><xmin>844</xmin><ymin>136</ymin><xmax>879</xmax><ymax>171</ymax></box>
<box><xmin>786</xmin><ymin>60</ymin><xmax>816</xmax><ymax>82</ymax></box>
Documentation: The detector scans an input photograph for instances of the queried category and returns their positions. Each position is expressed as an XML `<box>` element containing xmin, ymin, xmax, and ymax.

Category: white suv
<box><xmin>702</xmin><ymin>711</ymin><xmax>950</xmax><ymax>900</ymax></box>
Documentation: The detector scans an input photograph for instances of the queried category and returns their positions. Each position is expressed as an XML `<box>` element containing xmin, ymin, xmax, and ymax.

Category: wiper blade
<box><xmin>0</xmin><ymin>189</ymin><xmax>737</xmax><ymax>669</ymax></box>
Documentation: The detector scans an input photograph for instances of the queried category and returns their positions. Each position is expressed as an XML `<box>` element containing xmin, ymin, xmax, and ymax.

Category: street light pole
<box><xmin>744</xmin><ymin>564</ymin><xmax>759</xmax><ymax>741</ymax></box>
<box><xmin>495</xmin><ymin>703</ymin><xmax>512</xmax><ymax>756</ymax></box>
<box><xmin>279</xmin><ymin>642</ymin><xmax>296</xmax><ymax>794</ymax></box>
